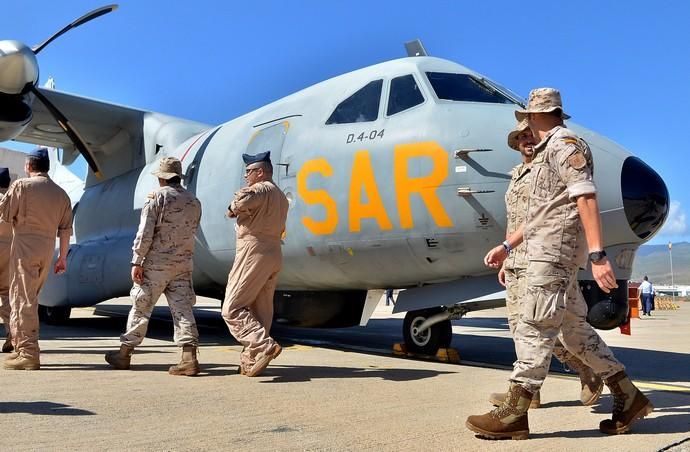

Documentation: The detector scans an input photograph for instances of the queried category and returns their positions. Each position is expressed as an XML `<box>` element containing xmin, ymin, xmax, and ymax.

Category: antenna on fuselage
<box><xmin>405</xmin><ymin>39</ymin><xmax>428</xmax><ymax>57</ymax></box>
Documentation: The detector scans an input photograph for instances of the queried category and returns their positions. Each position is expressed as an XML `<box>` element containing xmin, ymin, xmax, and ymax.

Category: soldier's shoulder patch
<box><xmin>567</xmin><ymin>150</ymin><xmax>588</xmax><ymax>170</ymax></box>
<box><xmin>561</xmin><ymin>136</ymin><xmax>579</xmax><ymax>145</ymax></box>
<box><xmin>146</xmin><ymin>192</ymin><xmax>155</xmax><ymax>199</ymax></box>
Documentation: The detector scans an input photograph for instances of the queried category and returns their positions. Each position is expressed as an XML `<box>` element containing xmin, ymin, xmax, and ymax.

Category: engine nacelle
<box><xmin>0</xmin><ymin>92</ymin><xmax>33</xmax><ymax>141</ymax></box>
<box><xmin>0</xmin><ymin>40</ymin><xmax>38</xmax><ymax>141</ymax></box>
<box><xmin>0</xmin><ymin>40</ymin><xmax>38</xmax><ymax>94</ymax></box>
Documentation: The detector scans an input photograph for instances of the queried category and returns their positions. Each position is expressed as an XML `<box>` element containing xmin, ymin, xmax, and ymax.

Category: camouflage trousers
<box><xmin>510</xmin><ymin>261</ymin><xmax>625</xmax><ymax>392</ymax></box>
<box><xmin>222</xmin><ymin>238</ymin><xmax>281</xmax><ymax>371</ymax></box>
<box><xmin>0</xmin><ymin>239</ymin><xmax>10</xmax><ymax>333</ymax></box>
<box><xmin>120</xmin><ymin>267</ymin><xmax>199</xmax><ymax>347</ymax></box>
<box><xmin>505</xmin><ymin>267</ymin><xmax>580</xmax><ymax>365</ymax></box>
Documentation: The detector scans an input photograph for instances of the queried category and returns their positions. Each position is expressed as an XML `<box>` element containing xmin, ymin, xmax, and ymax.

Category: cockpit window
<box><xmin>387</xmin><ymin>74</ymin><xmax>425</xmax><ymax>116</ymax></box>
<box><xmin>425</xmin><ymin>72</ymin><xmax>516</xmax><ymax>104</ymax></box>
<box><xmin>326</xmin><ymin>79</ymin><xmax>383</xmax><ymax>124</ymax></box>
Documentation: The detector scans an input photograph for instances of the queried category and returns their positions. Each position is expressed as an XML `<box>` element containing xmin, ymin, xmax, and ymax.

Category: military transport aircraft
<box><xmin>0</xmin><ymin>5</ymin><xmax>669</xmax><ymax>355</ymax></box>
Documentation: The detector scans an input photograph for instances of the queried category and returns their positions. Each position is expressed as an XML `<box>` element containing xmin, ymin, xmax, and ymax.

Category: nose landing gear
<box><xmin>402</xmin><ymin>308</ymin><xmax>453</xmax><ymax>355</ymax></box>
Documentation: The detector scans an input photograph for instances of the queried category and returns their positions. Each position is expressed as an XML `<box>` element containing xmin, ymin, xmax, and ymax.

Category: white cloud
<box><xmin>658</xmin><ymin>200</ymin><xmax>688</xmax><ymax>236</ymax></box>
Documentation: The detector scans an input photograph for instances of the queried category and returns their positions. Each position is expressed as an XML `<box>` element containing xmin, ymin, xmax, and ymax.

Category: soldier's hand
<box><xmin>591</xmin><ymin>258</ymin><xmax>618</xmax><ymax>293</ymax></box>
<box><xmin>54</xmin><ymin>256</ymin><xmax>67</xmax><ymax>275</ymax></box>
<box><xmin>498</xmin><ymin>267</ymin><xmax>506</xmax><ymax>287</ymax></box>
<box><xmin>484</xmin><ymin>245</ymin><xmax>508</xmax><ymax>269</ymax></box>
<box><xmin>131</xmin><ymin>265</ymin><xmax>144</xmax><ymax>285</ymax></box>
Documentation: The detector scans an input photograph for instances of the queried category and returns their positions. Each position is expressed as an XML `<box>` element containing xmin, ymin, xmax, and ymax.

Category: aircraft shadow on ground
<box><xmin>34</xmin><ymin>309</ymin><xmax>690</xmax><ymax>385</ymax></box>
<box><xmin>257</xmin><ymin>364</ymin><xmax>454</xmax><ymax>383</ymax></box>
<box><xmin>0</xmin><ymin>401</ymin><xmax>95</xmax><ymax>416</ymax></box>
<box><xmin>451</xmin><ymin>330</ymin><xmax>690</xmax><ymax>384</ymax></box>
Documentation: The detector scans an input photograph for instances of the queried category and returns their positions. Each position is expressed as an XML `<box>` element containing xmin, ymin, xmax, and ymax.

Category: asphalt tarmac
<box><xmin>1</xmin><ymin>296</ymin><xmax>689</xmax><ymax>451</ymax></box>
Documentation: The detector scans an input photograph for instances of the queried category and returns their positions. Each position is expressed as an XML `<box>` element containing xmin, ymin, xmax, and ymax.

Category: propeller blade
<box><xmin>29</xmin><ymin>85</ymin><xmax>102</xmax><ymax>178</ymax></box>
<box><xmin>32</xmin><ymin>4</ymin><xmax>118</xmax><ymax>54</ymax></box>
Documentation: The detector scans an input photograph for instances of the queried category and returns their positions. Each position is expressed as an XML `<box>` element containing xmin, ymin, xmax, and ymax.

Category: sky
<box><xmin>2</xmin><ymin>0</ymin><xmax>689</xmax><ymax>245</ymax></box>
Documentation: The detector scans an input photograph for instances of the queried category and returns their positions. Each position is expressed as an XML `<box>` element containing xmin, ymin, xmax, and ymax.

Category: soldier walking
<box><xmin>105</xmin><ymin>157</ymin><xmax>202</xmax><ymax>376</ymax></box>
<box><xmin>223</xmin><ymin>151</ymin><xmax>289</xmax><ymax>377</ymax></box>
<box><xmin>490</xmin><ymin>120</ymin><xmax>602</xmax><ymax>409</ymax></box>
<box><xmin>0</xmin><ymin>167</ymin><xmax>14</xmax><ymax>353</ymax></box>
<box><xmin>467</xmin><ymin>88</ymin><xmax>652</xmax><ymax>439</ymax></box>
<box><xmin>0</xmin><ymin>149</ymin><xmax>73</xmax><ymax>370</ymax></box>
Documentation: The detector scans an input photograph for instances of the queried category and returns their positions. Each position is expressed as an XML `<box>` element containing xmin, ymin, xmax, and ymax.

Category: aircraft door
<box><xmin>246</xmin><ymin>121</ymin><xmax>289</xmax><ymax>185</ymax></box>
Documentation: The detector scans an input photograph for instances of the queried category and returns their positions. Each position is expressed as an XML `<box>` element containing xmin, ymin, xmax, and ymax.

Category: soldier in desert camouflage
<box><xmin>467</xmin><ymin>88</ymin><xmax>653</xmax><ymax>439</ymax></box>
<box><xmin>105</xmin><ymin>157</ymin><xmax>203</xmax><ymax>376</ymax></box>
<box><xmin>489</xmin><ymin>119</ymin><xmax>603</xmax><ymax>409</ymax></box>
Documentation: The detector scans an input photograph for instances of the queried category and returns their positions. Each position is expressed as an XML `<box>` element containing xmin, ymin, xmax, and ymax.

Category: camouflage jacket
<box><xmin>132</xmin><ymin>183</ymin><xmax>202</xmax><ymax>271</ymax></box>
<box><xmin>525</xmin><ymin>126</ymin><xmax>595</xmax><ymax>268</ymax></box>
<box><xmin>504</xmin><ymin>163</ymin><xmax>531</xmax><ymax>270</ymax></box>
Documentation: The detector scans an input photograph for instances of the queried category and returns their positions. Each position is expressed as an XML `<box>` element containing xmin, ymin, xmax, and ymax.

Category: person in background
<box><xmin>639</xmin><ymin>276</ymin><xmax>654</xmax><ymax>316</ymax></box>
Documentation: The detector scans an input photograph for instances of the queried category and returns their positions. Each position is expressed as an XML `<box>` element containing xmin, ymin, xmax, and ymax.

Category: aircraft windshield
<box><xmin>387</xmin><ymin>74</ymin><xmax>425</xmax><ymax>116</ymax></box>
<box><xmin>326</xmin><ymin>79</ymin><xmax>383</xmax><ymax>124</ymax></box>
<box><xmin>425</xmin><ymin>72</ymin><xmax>516</xmax><ymax>104</ymax></box>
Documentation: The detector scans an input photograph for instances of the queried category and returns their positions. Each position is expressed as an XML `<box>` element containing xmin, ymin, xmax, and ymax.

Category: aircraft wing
<box><xmin>393</xmin><ymin>274</ymin><xmax>506</xmax><ymax>314</ymax></box>
<box><xmin>16</xmin><ymin>87</ymin><xmax>210</xmax><ymax>183</ymax></box>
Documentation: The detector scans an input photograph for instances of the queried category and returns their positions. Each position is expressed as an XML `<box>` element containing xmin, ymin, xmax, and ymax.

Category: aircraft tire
<box><xmin>403</xmin><ymin>309</ymin><xmax>453</xmax><ymax>356</ymax></box>
<box><xmin>38</xmin><ymin>305</ymin><xmax>72</xmax><ymax>325</ymax></box>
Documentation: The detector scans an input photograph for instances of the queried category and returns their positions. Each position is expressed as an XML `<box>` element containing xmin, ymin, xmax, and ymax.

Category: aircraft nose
<box><xmin>621</xmin><ymin>156</ymin><xmax>669</xmax><ymax>240</ymax></box>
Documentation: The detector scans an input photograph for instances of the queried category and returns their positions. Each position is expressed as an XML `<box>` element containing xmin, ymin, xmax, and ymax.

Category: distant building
<box><xmin>653</xmin><ymin>285</ymin><xmax>690</xmax><ymax>297</ymax></box>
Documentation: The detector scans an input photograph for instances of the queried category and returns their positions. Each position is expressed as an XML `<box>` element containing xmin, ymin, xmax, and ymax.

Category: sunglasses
<box><xmin>244</xmin><ymin>168</ymin><xmax>261</xmax><ymax>176</ymax></box>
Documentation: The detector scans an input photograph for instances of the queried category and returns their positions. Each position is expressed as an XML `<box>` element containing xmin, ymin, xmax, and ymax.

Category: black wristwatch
<box><xmin>588</xmin><ymin>250</ymin><xmax>607</xmax><ymax>263</ymax></box>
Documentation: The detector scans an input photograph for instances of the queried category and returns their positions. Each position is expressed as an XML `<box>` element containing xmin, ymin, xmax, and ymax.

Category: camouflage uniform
<box><xmin>0</xmin><ymin>188</ymin><xmax>11</xmax><ymax>334</ymax></box>
<box><xmin>504</xmin><ymin>162</ymin><xmax>581</xmax><ymax>365</ymax></box>
<box><xmin>503</xmin><ymin>162</ymin><xmax>530</xmax><ymax>334</ymax></box>
<box><xmin>222</xmin><ymin>180</ymin><xmax>289</xmax><ymax>372</ymax></box>
<box><xmin>510</xmin><ymin>125</ymin><xmax>625</xmax><ymax>392</ymax></box>
<box><xmin>120</xmin><ymin>183</ymin><xmax>202</xmax><ymax>347</ymax></box>
<box><xmin>0</xmin><ymin>174</ymin><xmax>72</xmax><ymax>359</ymax></box>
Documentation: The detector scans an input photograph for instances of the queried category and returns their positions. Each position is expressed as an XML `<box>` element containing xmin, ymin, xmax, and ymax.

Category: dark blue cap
<box><xmin>242</xmin><ymin>151</ymin><xmax>271</xmax><ymax>165</ymax></box>
<box><xmin>28</xmin><ymin>148</ymin><xmax>49</xmax><ymax>160</ymax></box>
<box><xmin>0</xmin><ymin>167</ymin><xmax>9</xmax><ymax>188</ymax></box>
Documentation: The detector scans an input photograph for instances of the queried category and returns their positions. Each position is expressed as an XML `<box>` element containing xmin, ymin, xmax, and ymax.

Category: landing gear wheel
<box><xmin>403</xmin><ymin>308</ymin><xmax>453</xmax><ymax>355</ymax></box>
<box><xmin>38</xmin><ymin>305</ymin><xmax>71</xmax><ymax>325</ymax></box>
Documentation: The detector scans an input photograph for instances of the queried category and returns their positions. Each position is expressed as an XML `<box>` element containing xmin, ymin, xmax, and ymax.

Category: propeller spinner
<box><xmin>0</xmin><ymin>4</ymin><xmax>118</xmax><ymax>177</ymax></box>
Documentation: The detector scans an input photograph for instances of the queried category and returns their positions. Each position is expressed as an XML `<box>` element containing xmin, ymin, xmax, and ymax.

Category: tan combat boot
<box><xmin>104</xmin><ymin>345</ymin><xmax>134</xmax><ymax>370</ymax></box>
<box><xmin>600</xmin><ymin>371</ymin><xmax>653</xmax><ymax>434</ymax></box>
<box><xmin>489</xmin><ymin>388</ymin><xmax>541</xmax><ymax>409</ymax></box>
<box><xmin>245</xmin><ymin>343</ymin><xmax>282</xmax><ymax>377</ymax></box>
<box><xmin>3</xmin><ymin>352</ymin><xmax>40</xmax><ymax>370</ymax></box>
<box><xmin>2</xmin><ymin>334</ymin><xmax>13</xmax><ymax>353</ymax></box>
<box><xmin>565</xmin><ymin>356</ymin><xmax>604</xmax><ymax>405</ymax></box>
<box><xmin>169</xmin><ymin>345</ymin><xmax>200</xmax><ymax>376</ymax></box>
<box><xmin>466</xmin><ymin>383</ymin><xmax>532</xmax><ymax>440</ymax></box>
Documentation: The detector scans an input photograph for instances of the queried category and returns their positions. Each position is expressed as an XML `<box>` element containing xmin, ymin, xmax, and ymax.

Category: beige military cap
<box><xmin>507</xmin><ymin>119</ymin><xmax>531</xmax><ymax>151</ymax></box>
<box><xmin>515</xmin><ymin>87</ymin><xmax>571</xmax><ymax>121</ymax></box>
<box><xmin>152</xmin><ymin>157</ymin><xmax>184</xmax><ymax>180</ymax></box>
